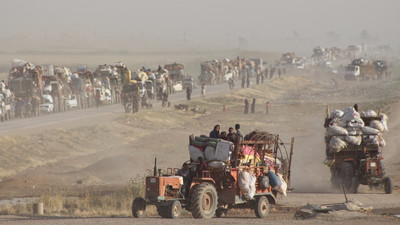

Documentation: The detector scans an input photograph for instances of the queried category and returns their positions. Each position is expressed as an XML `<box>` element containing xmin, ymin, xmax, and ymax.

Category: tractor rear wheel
<box><xmin>341</xmin><ymin>162</ymin><xmax>358</xmax><ymax>193</ymax></box>
<box><xmin>190</xmin><ymin>183</ymin><xmax>218</xmax><ymax>219</ymax></box>
<box><xmin>254</xmin><ymin>196</ymin><xmax>270</xmax><ymax>218</ymax></box>
<box><xmin>383</xmin><ymin>177</ymin><xmax>393</xmax><ymax>194</ymax></box>
<box><xmin>132</xmin><ymin>197</ymin><xmax>146</xmax><ymax>218</ymax></box>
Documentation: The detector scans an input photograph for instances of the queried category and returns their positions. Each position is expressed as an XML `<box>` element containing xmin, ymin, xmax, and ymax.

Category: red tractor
<box><xmin>132</xmin><ymin>133</ymin><xmax>294</xmax><ymax>219</ymax></box>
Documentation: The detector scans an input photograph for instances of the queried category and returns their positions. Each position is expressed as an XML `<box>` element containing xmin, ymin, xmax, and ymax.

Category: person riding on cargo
<box><xmin>235</xmin><ymin>124</ymin><xmax>243</xmax><ymax>140</ymax></box>
<box><xmin>209</xmin><ymin>124</ymin><xmax>220</xmax><ymax>138</ymax></box>
<box><xmin>220</xmin><ymin>131</ymin><xmax>227</xmax><ymax>140</ymax></box>
<box><xmin>227</xmin><ymin>127</ymin><xmax>236</xmax><ymax>142</ymax></box>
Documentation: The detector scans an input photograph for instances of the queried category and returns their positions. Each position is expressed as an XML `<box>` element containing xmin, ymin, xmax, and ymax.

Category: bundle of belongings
<box><xmin>188</xmin><ymin>135</ymin><xmax>233</xmax><ymax>169</ymax></box>
<box><xmin>239</xmin><ymin>131</ymin><xmax>287</xmax><ymax>197</ymax></box>
<box><xmin>324</xmin><ymin>107</ymin><xmax>388</xmax><ymax>165</ymax></box>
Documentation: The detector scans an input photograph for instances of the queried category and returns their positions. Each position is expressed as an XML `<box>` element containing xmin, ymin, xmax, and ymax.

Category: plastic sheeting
<box><xmin>238</xmin><ymin>171</ymin><xmax>256</xmax><ymax>200</ymax></box>
<box><xmin>189</xmin><ymin>145</ymin><xmax>205</xmax><ymax>161</ymax></box>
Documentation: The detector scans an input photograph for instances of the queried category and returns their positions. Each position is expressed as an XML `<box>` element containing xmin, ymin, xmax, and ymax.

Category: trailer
<box><xmin>132</xmin><ymin>132</ymin><xmax>294</xmax><ymax>219</ymax></box>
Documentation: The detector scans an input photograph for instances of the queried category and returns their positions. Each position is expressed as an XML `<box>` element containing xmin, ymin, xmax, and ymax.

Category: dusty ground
<box><xmin>0</xmin><ymin>51</ymin><xmax>399</xmax><ymax>223</ymax></box>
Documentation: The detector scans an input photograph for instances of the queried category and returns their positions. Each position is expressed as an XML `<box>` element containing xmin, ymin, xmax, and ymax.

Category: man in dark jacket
<box><xmin>209</xmin><ymin>124</ymin><xmax>220</xmax><ymax>138</ymax></box>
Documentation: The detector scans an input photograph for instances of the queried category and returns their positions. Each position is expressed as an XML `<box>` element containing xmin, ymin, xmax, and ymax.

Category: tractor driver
<box><xmin>177</xmin><ymin>162</ymin><xmax>190</xmax><ymax>195</ymax></box>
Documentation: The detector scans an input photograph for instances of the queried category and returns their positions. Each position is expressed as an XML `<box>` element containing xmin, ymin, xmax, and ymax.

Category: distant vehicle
<box><xmin>173</xmin><ymin>81</ymin><xmax>183</xmax><ymax>92</ymax></box>
<box><xmin>64</xmin><ymin>95</ymin><xmax>78</xmax><ymax>110</ymax></box>
<box><xmin>40</xmin><ymin>94</ymin><xmax>54</xmax><ymax>113</ymax></box>
<box><xmin>294</xmin><ymin>63</ymin><xmax>305</xmax><ymax>70</ymax></box>
<box><xmin>94</xmin><ymin>87</ymin><xmax>112</xmax><ymax>104</ymax></box>
<box><xmin>344</xmin><ymin>64</ymin><xmax>376</xmax><ymax>81</ymax></box>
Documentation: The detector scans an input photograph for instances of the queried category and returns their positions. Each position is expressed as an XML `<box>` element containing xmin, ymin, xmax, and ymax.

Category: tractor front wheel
<box><xmin>169</xmin><ymin>200</ymin><xmax>182</xmax><ymax>219</ymax></box>
<box><xmin>190</xmin><ymin>183</ymin><xmax>218</xmax><ymax>219</ymax></box>
<box><xmin>132</xmin><ymin>197</ymin><xmax>146</xmax><ymax>218</ymax></box>
<box><xmin>254</xmin><ymin>196</ymin><xmax>270</xmax><ymax>218</ymax></box>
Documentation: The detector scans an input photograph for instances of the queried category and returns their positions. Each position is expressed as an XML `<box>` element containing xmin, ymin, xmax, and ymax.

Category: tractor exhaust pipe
<box><xmin>154</xmin><ymin>158</ymin><xmax>157</xmax><ymax>177</ymax></box>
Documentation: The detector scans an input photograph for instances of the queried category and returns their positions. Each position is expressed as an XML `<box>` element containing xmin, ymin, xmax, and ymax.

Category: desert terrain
<box><xmin>0</xmin><ymin>51</ymin><xmax>399</xmax><ymax>224</ymax></box>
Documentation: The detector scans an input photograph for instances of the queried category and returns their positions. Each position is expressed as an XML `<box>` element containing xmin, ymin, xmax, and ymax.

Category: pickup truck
<box><xmin>65</xmin><ymin>95</ymin><xmax>78</xmax><ymax>110</ymax></box>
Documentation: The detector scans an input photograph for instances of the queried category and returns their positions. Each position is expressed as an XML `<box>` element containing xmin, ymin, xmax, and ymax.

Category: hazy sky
<box><xmin>1</xmin><ymin>0</ymin><xmax>399</xmax><ymax>53</ymax></box>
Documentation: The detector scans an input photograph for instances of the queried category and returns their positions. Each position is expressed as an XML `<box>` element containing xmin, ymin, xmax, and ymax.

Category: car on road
<box><xmin>172</xmin><ymin>81</ymin><xmax>183</xmax><ymax>92</ymax></box>
<box><xmin>40</xmin><ymin>94</ymin><xmax>54</xmax><ymax>113</ymax></box>
<box><xmin>64</xmin><ymin>95</ymin><xmax>78</xmax><ymax>110</ymax></box>
<box><xmin>294</xmin><ymin>62</ymin><xmax>305</xmax><ymax>70</ymax></box>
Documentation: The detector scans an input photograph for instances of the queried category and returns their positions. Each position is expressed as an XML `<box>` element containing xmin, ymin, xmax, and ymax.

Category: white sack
<box><xmin>364</xmin><ymin>109</ymin><xmax>378</xmax><ymax>118</ymax></box>
<box><xmin>276</xmin><ymin>173</ymin><xmax>288</xmax><ymax>196</ymax></box>
<box><xmin>248</xmin><ymin>173</ymin><xmax>256</xmax><ymax>200</ymax></box>
<box><xmin>330</xmin><ymin>109</ymin><xmax>344</xmax><ymax>119</ymax></box>
<box><xmin>346</xmin><ymin>127</ymin><xmax>362</xmax><ymax>136</ymax></box>
<box><xmin>342</xmin><ymin>107</ymin><xmax>361</xmax><ymax>122</ymax></box>
<box><xmin>347</xmin><ymin>117</ymin><xmax>365</xmax><ymax>128</ymax></box>
<box><xmin>238</xmin><ymin>171</ymin><xmax>256</xmax><ymax>200</ymax></box>
<box><xmin>380</xmin><ymin>113</ymin><xmax>389</xmax><ymax>132</ymax></box>
<box><xmin>329</xmin><ymin>118</ymin><xmax>347</xmax><ymax>128</ymax></box>
<box><xmin>345</xmin><ymin>135</ymin><xmax>362</xmax><ymax>145</ymax></box>
<box><xmin>379</xmin><ymin>137</ymin><xmax>386</xmax><ymax>147</ymax></box>
<box><xmin>326</xmin><ymin>125</ymin><xmax>348</xmax><ymax>136</ymax></box>
<box><xmin>329</xmin><ymin>136</ymin><xmax>348</xmax><ymax>153</ymax></box>
<box><xmin>370</xmin><ymin>120</ymin><xmax>385</xmax><ymax>132</ymax></box>
<box><xmin>238</xmin><ymin>171</ymin><xmax>250</xmax><ymax>197</ymax></box>
<box><xmin>362</xmin><ymin>126</ymin><xmax>380</xmax><ymax>135</ymax></box>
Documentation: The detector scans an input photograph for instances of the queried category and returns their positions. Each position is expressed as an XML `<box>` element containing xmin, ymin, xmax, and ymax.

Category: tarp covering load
<box><xmin>324</xmin><ymin>107</ymin><xmax>389</xmax><ymax>155</ymax></box>
<box><xmin>189</xmin><ymin>136</ymin><xmax>233</xmax><ymax>163</ymax></box>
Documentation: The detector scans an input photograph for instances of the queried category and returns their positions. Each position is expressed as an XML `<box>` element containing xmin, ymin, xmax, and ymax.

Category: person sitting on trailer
<box><xmin>209</xmin><ymin>124</ymin><xmax>220</xmax><ymax>138</ymax></box>
<box><xmin>226</xmin><ymin>127</ymin><xmax>237</xmax><ymax>142</ymax></box>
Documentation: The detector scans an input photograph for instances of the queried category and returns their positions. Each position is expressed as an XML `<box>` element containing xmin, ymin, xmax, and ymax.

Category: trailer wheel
<box><xmin>132</xmin><ymin>197</ymin><xmax>146</xmax><ymax>218</ymax></box>
<box><xmin>341</xmin><ymin>162</ymin><xmax>358</xmax><ymax>193</ymax></box>
<box><xmin>383</xmin><ymin>177</ymin><xmax>392</xmax><ymax>194</ymax></box>
<box><xmin>254</xmin><ymin>196</ymin><xmax>270</xmax><ymax>218</ymax></box>
<box><xmin>169</xmin><ymin>200</ymin><xmax>182</xmax><ymax>219</ymax></box>
<box><xmin>190</xmin><ymin>183</ymin><xmax>218</xmax><ymax>219</ymax></box>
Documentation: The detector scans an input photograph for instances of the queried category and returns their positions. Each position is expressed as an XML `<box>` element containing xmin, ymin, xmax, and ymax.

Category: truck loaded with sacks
<box><xmin>324</xmin><ymin>106</ymin><xmax>392</xmax><ymax>194</ymax></box>
<box><xmin>132</xmin><ymin>131</ymin><xmax>294</xmax><ymax>219</ymax></box>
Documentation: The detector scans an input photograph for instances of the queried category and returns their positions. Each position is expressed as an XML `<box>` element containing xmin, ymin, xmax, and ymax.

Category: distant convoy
<box><xmin>0</xmin><ymin>44</ymin><xmax>391</xmax><ymax>122</ymax></box>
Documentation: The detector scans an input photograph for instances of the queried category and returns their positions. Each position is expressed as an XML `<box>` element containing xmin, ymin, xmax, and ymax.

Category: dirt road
<box><xmin>0</xmin><ymin>65</ymin><xmax>399</xmax><ymax>224</ymax></box>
